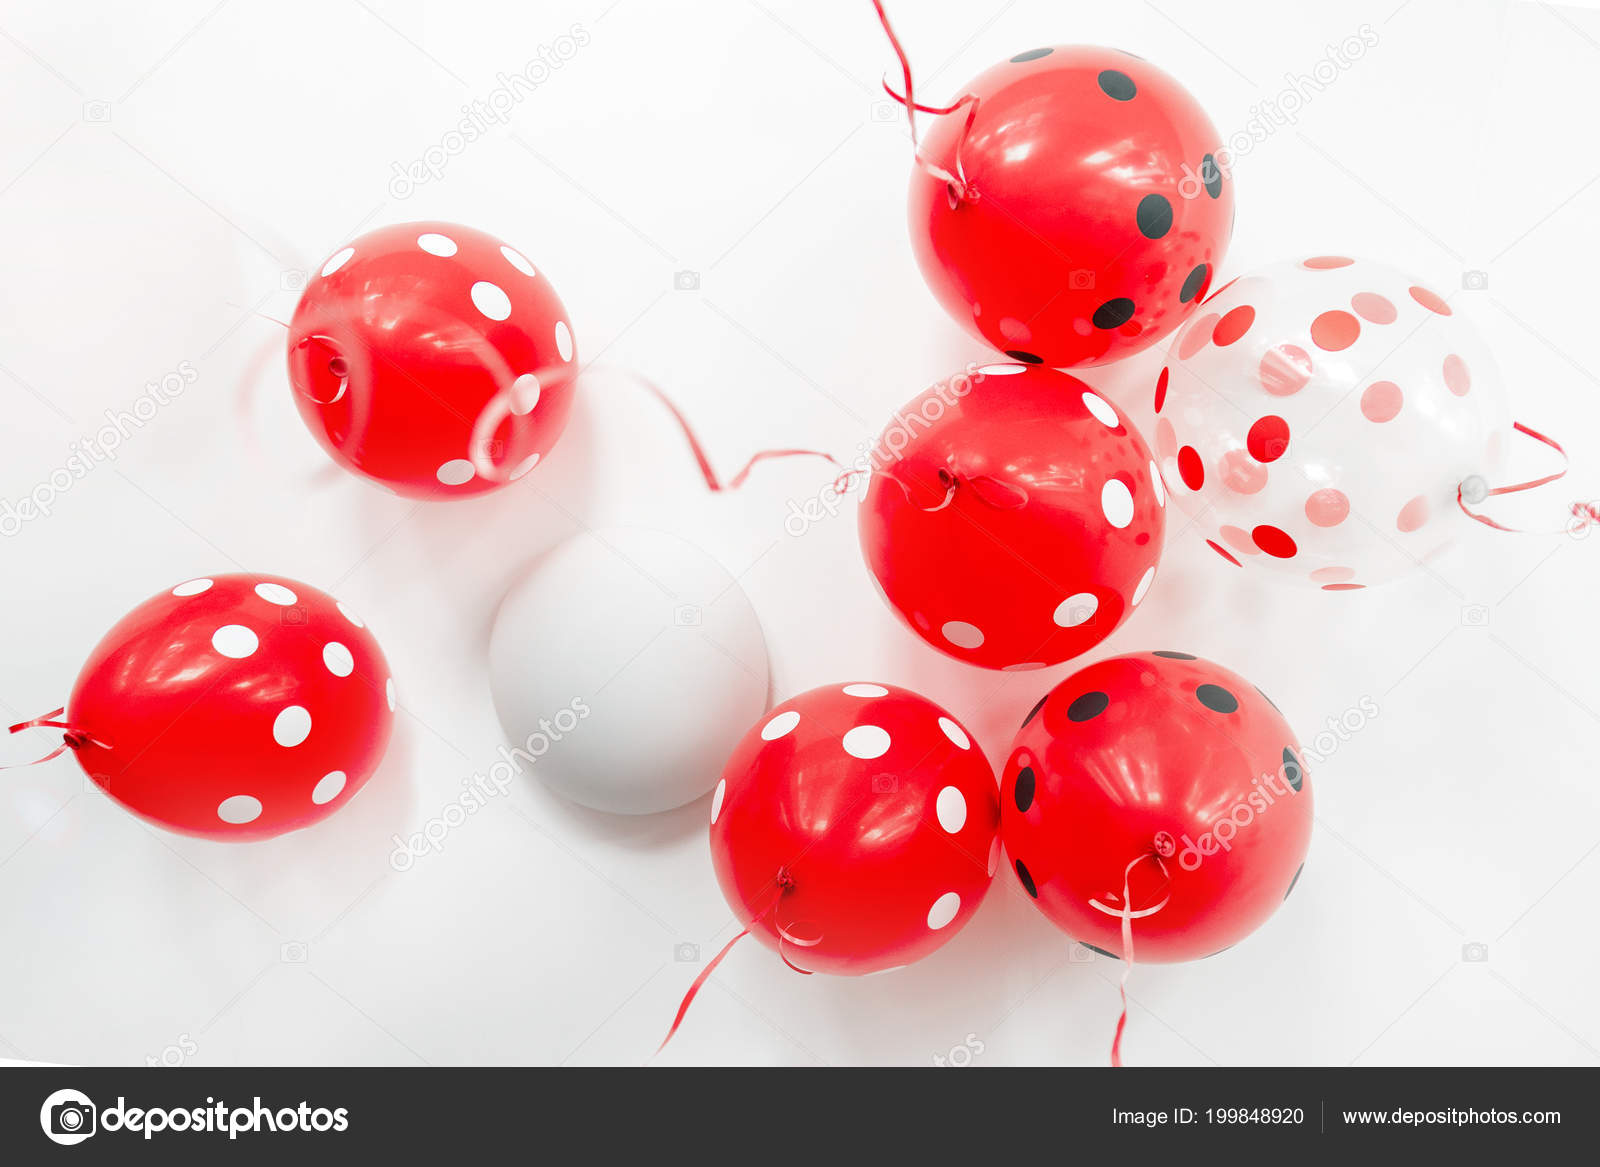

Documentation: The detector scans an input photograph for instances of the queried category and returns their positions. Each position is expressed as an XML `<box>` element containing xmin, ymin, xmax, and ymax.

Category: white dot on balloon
<box><xmin>254</xmin><ymin>582</ymin><xmax>297</xmax><ymax>606</ymax></box>
<box><xmin>436</xmin><ymin>459</ymin><xmax>475</xmax><ymax>485</ymax></box>
<box><xmin>761</xmin><ymin>710</ymin><xmax>800</xmax><ymax>740</ymax></box>
<box><xmin>312</xmin><ymin>770</ymin><xmax>346</xmax><ymax>805</ymax></box>
<box><xmin>554</xmin><ymin>320</ymin><xmax>573</xmax><ymax>361</ymax></box>
<box><xmin>500</xmin><ymin>245</ymin><xmax>536</xmax><ymax>277</ymax></box>
<box><xmin>273</xmin><ymin>705</ymin><xmax>312</xmax><ymax>748</ymax></box>
<box><xmin>976</xmin><ymin>363</ymin><xmax>1028</xmax><ymax>376</ymax></box>
<box><xmin>938</xmin><ymin>717</ymin><xmax>970</xmax><ymax>750</ymax></box>
<box><xmin>320</xmin><ymin>247</ymin><xmax>354</xmax><ymax>277</ymax></box>
<box><xmin>509</xmin><ymin>373</ymin><xmax>541</xmax><ymax>415</ymax></box>
<box><xmin>508</xmin><ymin>453</ymin><xmax>541</xmax><ymax>481</ymax></box>
<box><xmin>1082</xmin><ymin>391</ymin><xmax>1119</xmax><ymax>428</ymax></box>
<box><xmin>1101</xmin><ymin>479</ymin><xmax>1135</xmax><ymax>528</ymax></box>
<box><xmin>217</xmin><ymin>794</ymin><xmax>262</xmax><ymax>824</ymax></box>
<box><xmin>385</xmin><ymin>678</ymin><xmax>396</xmax><ymax>712</ymax></box>
<box><xmin>927</xmin><ymin>892</ymin><xmax>961</xmax><ymax>930</ymax></box>
<box><xmin>172</xmin><ymin>578</ymin><xmax>213</xmax><ymax>596</ymax></box>
<box><xmin>942</xmin><ymin>620</ymin><xmax>985</xmax><ymax>650</ymax></box>
<box><xmin>338</xmin><ymin>602</ymin><xmax>365</xmax><ymax>628</ymax></box>
<box><xmin>987</xmin><ymin>836</ymin><xmax>1000</xmax><ymax>876</ymax></box>
<box><xmin>842</xmin><ymin>725</ymin><xmax>891</xmax><ymax>760</ymax></box>
<box><xmin>842</xmin><ymin>683</ymin><xmax>888</xmax><ymax>698</ymax></box>
<box><xmin>1054</xmin><ymin>592</ymin><xmax>1098</xmax><ymax>628</ymax></box>
<box><xmin>936</xmin><ymin>786</ymin><xmax>968</xmax><ymax>833</ymax></box>
<box><xmin>470</xmin><ymin>281</ymin><xmax>512</xmax><ymax>321</ymax></box>
<box><xmin>710</xmin><ymin>778</ymin><xmax>726</xmax><ymax>825</ymax></box>
<box><xmin>1132</xmin><ymin>566</ymin><xmax>1156</xmax><ymax>606</ymax></box>
<box><xmin>212</xmin><ymin>625</ymin><xmax>258</xmax><ymax>658</ymax></box>
<box><xmin>1149</xmin><ymin>461</ymin><xmax>1166</xmax><ymax>507</ymax></box>
<box><xmin>323</xmin><ymin>642</ymin><xmax>354</xmax><ymax>677</ymax></box>
<box><xmin>417</xmin><ymin>232</ymin><xmax>457</xmax><ymax>256</ymax></box>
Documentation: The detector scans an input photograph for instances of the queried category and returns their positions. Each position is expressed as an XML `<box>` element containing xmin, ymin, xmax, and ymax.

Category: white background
<box><xmin>1</xmin><ymin>0</ymin><xmax>1597</xmax><ymax>1067</ymax></box>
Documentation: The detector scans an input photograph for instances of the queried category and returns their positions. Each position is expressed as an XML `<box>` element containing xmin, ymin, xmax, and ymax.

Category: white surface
<box><xmin>0</xmin><ymin>0</ymin><xmax>1596</xmax><ymax>1066</ymax></box>
<box><xmin>488</xmin><ymin>525</ymin><xmax>770</xmax><ymax>814</ymax></box>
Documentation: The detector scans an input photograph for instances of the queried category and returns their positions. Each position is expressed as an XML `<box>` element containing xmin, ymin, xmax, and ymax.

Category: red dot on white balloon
<box><xmin>436</xmin><ymin>459</ymin><xmax>475</xmax><ymax>486</ymax></box>
<box><xmin>212</xmin><ymin>625</ymin><xmax>258</xmax><ymax>658</ymax></box>
<box><xmin>1054</xmin><ymin>592</ymin><xmax>1098</xmax><ymax>627</ymax></box>
<box><xmin>1397</xmin><ymin>495</ymin><xmax>1430</xmax><ymax>532</ymax></box>
<box><xmin>255</xmin><ymin>582</ymin><xmax>297</xmax><ymax>606</ymax></box>
<box><xmin>323</xmin><ymin>642</ymin><xmax>354</xmax><ymax>677</ymax></box>
<box><xmin>843</xmin><ymin>683</ymin><xmax>888</xmax><ymax>697</ymax></box>
<box><xmin>1212</xmin><ymin>305</ymin><xmax>1255</xmax><ymax>346</ymax></box>
<box><xmin>1443</xmin><ymin>354</ymin><xmax>1471</xmax><ymax>396</ymax></box>
<box><xmin>217</xmin><ymin>795</ymin><xmax>262</xmax><ymax>824</ymax></box>
<box><xmin>842</xmin><ymin>725</ymin><xmax>891</xmax><ymax>759</ymax></box>
<box><xmin>417</xmin><ymin>232</ymin><xmax>457</xmax><ymax>257</ymax></box>
<box><xmin>312</xmin><ymin>771</ymin><xmax>346</xmax><ymax>805</ymax></box>
<box><xmin>1311</xmin><ymin>565</ymin><xmax>1356</xmax><ymax>583</ymax></box>
<box><xmin>500</xmin><ymin>245</ymin><xmax>536</xmax><ymax>276</ymax></box>
<box><xmin>927</xmin><ymin>892</ymin><xmax>961</xmax><ymax>930</ymax></box>
<box><xmin>1220</xmin><ymin>525</ymin><xmax>1259</xmax><ymax>555</ymax></box>
<box><xmin>1082</xmin><ymin>391</ymin><xmax>1119</xmax><ymax>428</ymax></box>
<box><xmin>509</xmin><ymin>373</ymin><xmax>541</xmax><ymax>415</ymax></box>
<box><xmin>761</xmin><ymin>710</ymin><xmax>800</xmax><ymax>740</ymax></box>
<box><xmin>321</xmin><ymin>247</ymin><xmax>354</xmax><ymax>277</ymax></box>
<box><xmin>1351</xmin><ymin>292</ymin><xmax>1397</xmax><ymax>324</ymax></box>
<box><xmin>710</xmin><ymin>778</ymin><xmax>726</xmax><ymax>824</ymax></box>
<box><xmin>1101</xmin><ymin>479</ymin><xmax>1134</xmax><ymax>528</ymax></box>
<box><xmin>1311</xmin><ymin>310</ymin><xmax>1360</xmax><ymax>351</ymax></box>
<box><xmin>470</xmin><ymin>281</ymin><xmax>512</xmax><ymax>321</ymax></box>
<box><xmin>1221</xmin><ymin>450</ymin><xmax>1267</xmax><ymax>495</ymax></box>
<box><xmin>1303</xmin><ymin>255</ymin><xmax>1353</xmax><ymax>269</ymax></box>
<box><xmin>1361</xmin><ymin>381</ymin><xmax>1403</xmax><ymax>422</ymax></box>
<box><xmin>1132</xmin><ymin>566</ymin><xmax>1156</xmax><ymax>606</ymax></box>
<box><xmin>172</xmin><ymin>578</ymin><xmax>213</xmax><ymax>596</ymax></box>
<box><xmin>942</xmin><ymin>620</ymin><xmax>985</xmax><ymax>649</ymax></box>
<box><xmin>935</xmin><ymin>786</ymin><xmax>967</xmax><ymax>833</ymax></box>
<box><xmin>938</xmin><ymin>717</ymin><xmax>970</xmax><ymax>750</ymax></box>
<box><xmin>273</xmin><ymin>706</ymin><xmax>312</xmax><ymax>747</ymax></box>
<box><xmin>1409</xmin><ymin>286</ymin><xmax>1452</xmax><ymax>315</ymax></box>
<box><xmin>1305</xmin><ymin>488</ymin><xmax>1350</xmax><ymax>527</ymax></box>
<box><xmin>555</xmin><ymin>321</ymin><xmax>573</xmax><ymax>361</ymax></box>
<box><xmin>1259</xmin><ymin>344</ymin><xmax>1313</xmax><ymax>396</ymax></box>
<box><xmin>338</xmin><ymin>602</ymin><xmax>364</xmax><ymax>628</ymax></box>
<box><xmin>1178</xmin><ymin>313</ymin><xmax>1219</xmax><ymax>360</ymax></box>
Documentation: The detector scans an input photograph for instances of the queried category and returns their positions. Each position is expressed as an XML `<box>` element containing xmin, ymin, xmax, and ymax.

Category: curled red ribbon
<box><xmin>3</xmin><ymin>708</ymin><xmax>110</xmax><ymax>769</ymax></box>
<box><xmin>1458</xmin><ymin>421</ymin><xmax>1600</xmax><ymax>535</ymax></box>
<box><xmin>870</xmin><ymin>0</ymin><xmax>981</xmax><ymax>204</ymax></box>
<box><xmin>1109</xmin><ymin>849</ymin><xmax>1172</xmax><ymax>1068</ymax></box>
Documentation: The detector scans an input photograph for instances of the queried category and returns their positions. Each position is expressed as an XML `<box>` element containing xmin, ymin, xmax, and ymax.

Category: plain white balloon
<box><xmin>1156</xmin><ymin>255</ymin><xmax>1510</xmax><ymax>588</ymax></box>
<box><xmin>489</xmin><ymin>526</ymin><xmax>770</xmax><ymax>815</ymax></box>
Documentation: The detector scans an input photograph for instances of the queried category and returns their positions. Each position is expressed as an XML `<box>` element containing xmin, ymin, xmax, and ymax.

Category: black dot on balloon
<box><xmin>1153</xmin><ymin>650</ymin><xmax>1196</xmax><ymax>660</ymax></box>
<box><xmin>1092</xmin><ymin>298</ymin><xmax>1135</xmax><ymax>329</ymax></box>
<box><xmin>1014</xmin><ymin>766</ymin><xmax>1036</xmax><ymax>812</ymax></box>
<box><xmin>1201</xmin><ymin>153</ymin><xmax>1223</xmax><ymax>199</ymax></box>
<box><xmin>1015</xmin><ymin>858</ymin><xmax>1038</xmax><ymax>898</ymax></box>
<box><xmin>1021</xmin><ymin>693</ymin><xmax>1048</xmax><ymax>728</ymax></box>
<box><xmin>1136</xmin><ymin>194</ymin><xmax>1172</xmax><ymax>239</ymax></box>
<box><xmin>1068</xmin><ymin>691</ymin><xmax>1109</xmax><ymax>722</ymax></box>
<box><xmin>1195</xmin><ymin>683</ymin><xmax>1238</xmax><ymax>713</ymax></box>
<box><xmin>1179</xmin><ymin>263</ymin><xmax>1209</xmax><ymax>303</ymax></box>
<box><xmin>1083</xmin><ymin>943</ymin><xmax>1120</xmax><ymax>960</ymax></box>
<box><xmin>1098</xmin><ymin>69</ymin><xmax>1136</xmax><ymax>100</ymax></box>
<box><xmin>1282</xmin><ymin>746</ymin><xmax>1304</xmax><ymax>792</ymax></box>
<box><xmin>1011</xmin><ymin>47</ymin><xmax>1053</xmax><ymax>62</ymax></box>
<box><xmin>1284</xmin><ymin>863</ymin><xmax>1304</xmax><ymax>900</ymax></box>
<box><xmin>1005</xmin><ymin>349</ymin><xmax>1043</xmax><ymax>364</ymax></box>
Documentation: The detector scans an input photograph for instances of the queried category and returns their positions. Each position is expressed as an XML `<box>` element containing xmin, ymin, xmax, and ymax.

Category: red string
<box><xmin>654</xmin><ymin>928</ymin><xmax>750</xmax><ymax>1056</ymax></box>
<box><xmin>870</xmin><ymin>0</ymin><xmax>980</xmax><ymax>202</ymax></box>
<box><xmin>4</xmin><ymin>708</ymin><xmax>109</xmax><ymax>769</ymax></box>
<box><xmin>1459</xmin><ymin>421</ymin><xmax>1599</xmax><ymax>534</ymax></box>
<box><xmin>1109</xmin><ymin>850</ymin><xmax>1171</xmax><ymax>1068</ymax></box>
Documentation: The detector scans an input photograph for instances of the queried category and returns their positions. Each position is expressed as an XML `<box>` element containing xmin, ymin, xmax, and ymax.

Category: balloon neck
<box><xmin>946</xmin><ymin>180</ymin><xmax>977</xmax><ymax>208</ymax></box>
<box><xmin>1151</xmin><ymin>831</ymin><xmax>1177</xmax><ymax>859</ymax></box>
<box><xmin>774</xmin><ymin>866</ymin><xmax>796</xmax><ymax>895</ymax></box>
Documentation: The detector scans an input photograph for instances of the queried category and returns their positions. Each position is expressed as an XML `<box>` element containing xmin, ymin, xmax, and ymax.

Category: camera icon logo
<box><xmin>870</xmin><ymin>773</ymin><xmax>898</xmax><ymax>794</ymax></box>
<box><xmin>1462</xmin><ymin>270</ymin><xmax>1489</xmax><ymax>291</ymax></box>
<box><xmin>280</xmin><ymin>605</ymin><xmax>309</xmax><ymax>626</ymax></box>
<box><xmin>1460</xmin><ymin>604</ymin><xmax>1489</xmax><ymax>628</ymax></box>
<box><xmin>1069</xmin><ymin>269</ymin><xmax>1096</xmax><ymax>290</ymax></box>
<box><xmin>280</xmin><ymin>269</ymin><xmax>308</xmax><ymax>292</ymax></box>
<box><xmin>869</xmin><ymin>99</ymin><xmax>898</xmax><ymax>123</ymax></box>
<box><xmin>281</xmin><ymin>940</ymin><xmax>308</xmax><ymax>963</ymax></box>
<box><xmin>673</xmin><ymin>270</ymin><xmax>700</xmax><ymax>291</ymax></box>
<box><xmin>1462</xmin><ymin>941</ymin><xmax>1489</xmax><ymax>962</ymax></box>
<box><xmin>82</xmin><ymin>101</ymin><xmax>112</xmax><ymax>123</ymax></box>
<box><xmin>674</xmin><ymin>942</ymin><xmax>700</xmax><ymax>963</ymax></box>
<box><xmin>673</xmin><ymin>604</ymin><xmax>702</xmax><ymax>627</ymax></box>
<box><xmin>40</xmin><ymin>1088</ymin><xmax>97</xmax><ymax>1146</ymax></box>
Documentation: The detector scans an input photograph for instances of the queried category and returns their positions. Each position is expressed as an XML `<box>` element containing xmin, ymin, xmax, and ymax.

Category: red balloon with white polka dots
<box><xmin>859</xmin><ymin>364</ymin><xmax>1165</xmax><ymax>670</ymax></box>
<box><xmin>709</xmin><ymin>683</ymin><xmax>999</xmax><ymax>975</ymax></box>
<box><xmin>13</xmin><ymin>573</ymin><xmax>395</xmax><ymax>841</ymax></box>
<box><xmin>1001</xmin><ymin>651</ymin><xmax>1312</xmax><ymax>963</ymax></box>
<box><xmin>1156</xmin><ymin>257</ymin><xmax>1510</xmax><ymax>588</ymax></box>
<box><xmin>905</xmin><ymin>45</ymin><xmax>1233</xmax><ymax>368</ymax></box>
<box><xmin>287</xmin><ymin>221</ymin><xmax>577</xmax><ymax>499</ymax></box>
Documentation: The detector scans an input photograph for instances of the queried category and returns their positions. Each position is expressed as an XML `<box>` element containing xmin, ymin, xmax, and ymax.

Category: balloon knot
<box><xmin>62</xmin><ymin>731</ymin><xmax>92</xmax><ymax>751</ymax></box>
<box><xmin>775</xmin><ymin>867</ymin><xmax>796</xmax><ymax>894</ymax></box>
<box><xmin>1152</xmin><ymin>831</ymin><xmax>1176</xmax><ymax>858</ymax></box>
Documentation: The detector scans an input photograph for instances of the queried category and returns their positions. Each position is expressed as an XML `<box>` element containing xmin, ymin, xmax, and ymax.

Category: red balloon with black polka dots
<box><xmin>908</xmin><ymin>46</ymin><xmax>1233</xmax><ymax>368</ymax></box>
<box><xmin>10</xmin><ymin>573</ymin><xmax>396</xmax><ymax>841</ymax></box>
<box><xmin>709</xmin><ymin>682</ymin><xmax>999</xmax><ymax>975</ymax></box>
<box><xmin>288</xmin><ymin>221</ymin><xmax>578</xmax><ymax>499</ymax></box>
<box><xmin>1000</xmin><ymin>652</ymin><xmax>1312</xmax><ymax>963</ymax></box>
<box><xmin>859</xmin><ymin>363</ymin><xmax>1165</xmax><ymax>670</ymax></box>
